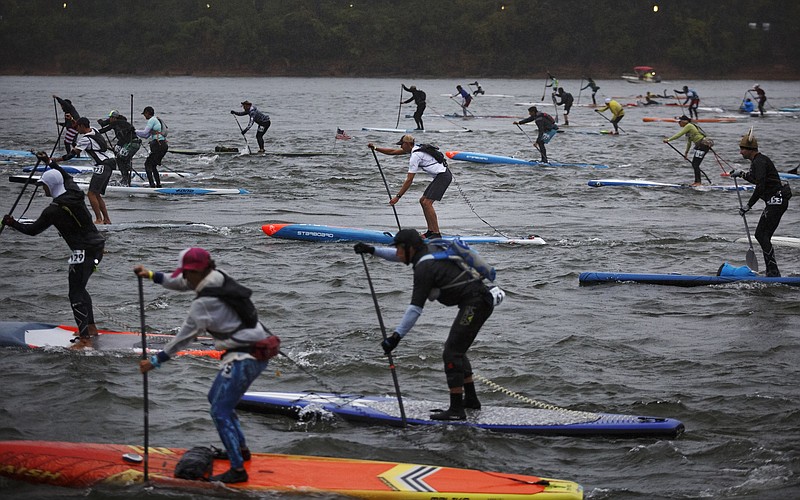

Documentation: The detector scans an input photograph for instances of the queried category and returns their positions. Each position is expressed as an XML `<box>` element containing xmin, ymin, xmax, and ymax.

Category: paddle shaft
<box><xmin>664</xmin><ymin>141</ymin><xmax>712</xmax><ymax>184</ymax></box>
<box><xmin>577</xmin><ymin>78</ymin><xmax>583</xmax><ymax>104</ymax></box>
<box><xmin>515</xmin><ymin>123</ymin><xmax>540</xmax><ymax>152</ymax></box>
<box><xmin>395</xmin><ymin>85</ymin><xmax>403</xmax><ymax>129</ymax></box>
<box><xmin>733</xmin><ymin>176</ymin><xmax>759</xmax><ymax>271</ymax></box>
<box><xmin>137</xmin><ymin>275</ymin><xmax>150</xmax><ymax>482</ymax></box>
<box><xmin>0</xmin><ymin>157</ymin><xmax>42</xmax><ymax>236</ymax></box>
<box><xmin>360</xmin><ymin>254</ymin><xmax>407</xmax><ymax>427</ymax></box>
<box><xmin>449</xmin><ymin>95</ymin><xmax>474</xmax><ymax>116</ymax></box>
<box><xmin>370</xmin><ymin>148</ymin><xmax>402</xmax><ymax>231</ymax></box>
<box><xmin>233</xmin><ymin>115</ymin><xmax>253</xmax><ymax>155</ymax></box>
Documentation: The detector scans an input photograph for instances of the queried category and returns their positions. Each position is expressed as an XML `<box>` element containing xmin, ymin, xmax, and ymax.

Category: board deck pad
<box><xmin>239</xmin><ymin>391</ymin><xmax>684</xmax><ymax>438</ymax></box>
<box><xmin>0</xmin><ymin>440</ymin><xmax>583</xmax><ymax>499</ymax></box>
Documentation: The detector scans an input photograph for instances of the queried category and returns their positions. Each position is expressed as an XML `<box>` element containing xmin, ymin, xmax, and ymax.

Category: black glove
<box><xmin>241</xmin><ymin>129</ymin><xmax>247</xmax><ymax>135</ymax></box>
<box><xmin>230</xmin><ymin>110</ymin><xmax>236</xmax><ymax>114</ymax></box>
<box><xmin>381</xmin><ymin>332</ymin><xmax>401</xmax><ymax>355</ymax></box>
<box><xmin>739</xmin><ymin>206</ymin><xmax>751</xmax><ymax>216</ymax></box>
<box><xmin>2</xmin><ymin>214</ymin><xmax>15</xmax><ymax>227</ymax></box>
<box><xmin>729</xmin><ymin>169</ymin><xmax>744</xmax><ymax>178</ymax></box>
<box><xmin>353</xmin><ymin>242</ymin><xmax>375</xmax><ymax>255</ymax></box>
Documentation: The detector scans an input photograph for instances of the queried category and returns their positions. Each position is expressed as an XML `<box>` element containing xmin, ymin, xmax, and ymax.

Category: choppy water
<box><xmin>0</xmin><ymin>76</ymin><xmax>798</xmax><ymax>499</ymax></box>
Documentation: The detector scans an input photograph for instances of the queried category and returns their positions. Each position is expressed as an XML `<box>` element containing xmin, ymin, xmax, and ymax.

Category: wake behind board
<box><xmin>0</xmin><ymin>321</ymin><xmax>221</xmax><ymax>358</ymax></box>
<box><xmin>262</xmin><ymin>223</ymin><xmax>546</xmax><ymax>245</ymax></box>
<box><xmin>0</xmin><ymin>440</ymin><xmax>583</xmax><ymax>499</ymax></box>
<box><xmin>579</xmin><ymin>272</ymin><xmax>800</xmax><ymax>287</ymax></box>
<box><xmin>239</xmin><ymin>391</ymin><xmax>684</xmax><ymax>438</ymax></box>
<box><xmin>447</xmin><ymin>151</ymin><xmax>609</xmax><ymax>169</ymax></box>
<box><xmin>9</xmin><ymin>175</ymin><xmax>248</xmax><ymax>195</ymax></box>
<box><xmin>361</xmin><ymin>127</ymin><xmax>472</xmax><ymax>133</ymax></box>
<box><xmin>588</xmin><ymin>179</ymin><xmax>754</xmax><ymax>191</ymax></box>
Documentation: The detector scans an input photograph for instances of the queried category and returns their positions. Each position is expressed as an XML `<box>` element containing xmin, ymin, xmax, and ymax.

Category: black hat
<box><xmin>392</xmin><ymin>228</ymin><xmax>424</xmax><ymax>248</ymax></box>
<box><xmin>76</xmin><ymin>117</ymin><xmax>90</xmax><ymax>128</ymax></box>
<box><xmin>677</xmin><ymin>115</ymin><xmax>691</xmax><ymax>122</ymax></box>
<box><xmin>141</xmin><ymin>106</ymin><xmax>154</xmax><ymax>115</ymax></box>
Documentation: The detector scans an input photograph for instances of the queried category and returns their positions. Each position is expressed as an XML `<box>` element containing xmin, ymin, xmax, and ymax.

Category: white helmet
<box><xmin>604</xmin><ymin>98</ymin><xmax>611</xmax><ymax>103</ymax></box>
<box><xmin>753</xmin><ymin>83</ymin><xmax>759</xmax><ymax>88</ymax></box>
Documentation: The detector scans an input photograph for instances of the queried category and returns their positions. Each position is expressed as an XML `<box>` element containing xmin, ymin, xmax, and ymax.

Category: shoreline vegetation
<box><xmin>1</xmin><ymin>1</ymin><xmax>798</xmax><ymax>80</ymax></box>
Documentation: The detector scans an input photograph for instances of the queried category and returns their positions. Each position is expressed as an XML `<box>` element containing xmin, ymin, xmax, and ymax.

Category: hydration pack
<box><xmin>420</xmin><ymin>238</ymin><xmax>496</xmax><ymax>284</ymax></box>
<box><xmin>541</xmin><ymin>112</ymin><xmax>557</xmax><ymax>131</ymax></box>
<box><xmin>195</xmin><ymin>272</ymin><xmax>258</xmax><ymax>330</ymax></box>
<box><xmin>717</xmin><ymin>262</ymin><xmax>757</xmax><ymax>277</ymax></box>
<box><xmin>157</xmin><ymin>117</ymin><xmax>169</xmax><ymax>137</ymax></box>
<box><xmin>416</xmin><ymin>143</ymin><xmax>447</xmax><ymax>167</ymax></box>
<box><xmin>174</xmin><ymin>446</ymin><xmax>214</xmax><ymax>480</ymax></box>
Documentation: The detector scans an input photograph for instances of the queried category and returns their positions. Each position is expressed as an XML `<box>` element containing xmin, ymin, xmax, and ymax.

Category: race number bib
<box><xmin>488</xmin><ymin>286</ymin><xmax>505</xmax><ymax>307</ymax></box>
<box><xmin>93</xmin><ymin>164</ymin><xmax>105</xmax><ymax>175</ymax></box>
<box><xmin>67</xmin><ymin>249</ymin><xmax>85</xmax><ymax>265</ymax></box>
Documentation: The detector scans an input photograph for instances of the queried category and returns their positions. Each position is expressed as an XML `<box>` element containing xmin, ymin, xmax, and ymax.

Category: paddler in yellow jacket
<box><xmin>663</xmin><ymin>115</ymin><xmax>712</xmax><ymax>186</ymax></box>
<box><xmin>595</xmin><ymin>98</ymin><xmax>624</xmax><ymax>134</ymax></box>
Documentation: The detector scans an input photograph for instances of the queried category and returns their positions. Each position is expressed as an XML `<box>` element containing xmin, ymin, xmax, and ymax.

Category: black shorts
<box><xmin>423</xmin><ymin>169</ymin><xmax>452</xmax><ymax>201</ymax></box>
<box><xmin>88</xmin><ymin>160</ymin><xmax>115</xmax><ymax>195</ymax></box>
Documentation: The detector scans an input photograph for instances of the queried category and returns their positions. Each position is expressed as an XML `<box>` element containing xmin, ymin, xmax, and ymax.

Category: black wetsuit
<box><xmin>409</xmin><ymin>245</ymin><xmax>494</xmax><ymax>390</ymax></box>
<box><xmin>518</xmin><ymin>112</ymin><xmax>555</xmax><ymax>163</ymax></box>
<box><xmin>5</xmin><ymin>169</ymin><xmax>105</xmax><ymax>337</ymax></box>
<box><xmin>98</xmin><ymin>115</ymin><xmax>140</xmax><ymax>186</ymax></box>
<box><xmin>402</xmin><ymin>85</ymin><xmax>427</xmax><ymax>130</ymax></box>
<box><xmin>742</xmin><ymin>153</ymin><xmax>792</xmax><ymax>276</ymax></box>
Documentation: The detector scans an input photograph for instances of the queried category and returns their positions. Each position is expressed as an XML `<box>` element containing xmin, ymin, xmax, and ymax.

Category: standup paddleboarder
<box><xmin>595</xmin><ymin>98</ymin><xmax>625</xmax><ymax>134</ymax></box>
<box><xmin>369</xmin><ymin>134</ymin><xmax>452</xmax><ymax>239</ymax></box>
<box><xmin>514</xmin><ymin>106</ymin><xmax>557</xmax><ymax>163</ymax></box>
<box><xmin>750</xmin><ymin>84</ymin><xmax>767</xmax><ymax>117</ymax></box>
<box><xmin>2</xmin><ymin>155</ymin><xmax>105</xmax><ymax>350</ymax></box>
<box><xmin>675</xmin><ymin>86</ymin><xmax>700</xmax><ymax>120</ymax></box>
<box><xmin>98</xmin><ymin>110</ymin><xmax>141</xmax><ymax>187</ymax></box>
<box><xmin>663</xmin><ymin>115</ymin><xmax>713</xmax><ymax>187</ymax></box>
<box><xmin>555</xmin><ymin>87</ymin><xmax>574</xmax><ymax>125</ymax></box>
<box><xmin>231</xmin><ymin>100</ymin><xmax>271</xmax><ymax>153</ymax></box>
<box><xmin>135</xmin><ymin>106</ymin><xmax>168</xmax><ymax>188</ymax></box>
<box><xmin>581</xmin><ymin>77</ymin><xmax>600</xmax><ymax>105</ymax></box>
<box><xmin>401</xmin><ymin>84</ymin><xmax>426</xmax><ymax>130</ymax></box>
<box><xmin>54</xmin><ymin>95</ymin><xmax>81</xmax><ymax>154</ymax></box>
<box><xmin>354</xmin><ymin>229</ymin><xmax>498</xmax><ymax>420</ymax></box>
<box><xmin>730</xmin><ymin>130</ymin><xmax>792</xmax><ymax>277</ymax></box>
<box><xmin>453</xmin><ymin>85</ymin><xmax>473</xmax><ymax>116</ymax></box>
<box><xmin>135</xmin><ymin>248</ymin><xmax>279</xmax><ymax>484</ymax></box>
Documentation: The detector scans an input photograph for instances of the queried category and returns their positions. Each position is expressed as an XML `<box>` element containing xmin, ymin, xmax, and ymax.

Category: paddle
<box><xmin>788</xmin><ymin>164</ymin><xmax>799</xmax><ymax>175</ymax></box>
<box><xmin>594</xmin><ymin>109</ymin><xmax>626</xmax><ymax>133</ymax></box>
<box><xmin>449</xmin><ymin>95</ymin><xmax>474</xmax><ymax>117</ymax></box>
<box><xmin>732</xmin><ymin>176</ymin><xmax>759</xmax><ymax>271</ymax></box>
<box><xmin>577</xmin><ymin>78</ymin><xmax>583</xmax><ymax>105</ymax></box>
<box><xmin>137</xmin><ymin>275</ymin><xmax>150</xmax><ymax>482</ymax></box>
<box><xmin>551</xmin><ymin>92</ymin><xmax>559</xmax><ymax>124</ymax></box>
<box><xmin>233</xmin><ymin>115</ymin><xmax>253</xmax><ymax>155</ymax></box>
<box><xmin>0</xmin><ymin>155</ymin><xmax>42</xmax><ymax>236</ymax></box>
<box><xmin>395</xmin><ymin>84</ymin><xmax>403</xmax><ymax>129</ymax></box>
<box><xmin>515</xmin><ymin>123</ymin><xmax>539</xmax><ymax>152</ymax></box>
<box><xmin>664</xmin><ymin>141</ymin><xmax>712</xmax><ymax>184</ymax></box>
<box><xmin>370</xmin><ymin>148</ymin><xmax>402</xmax><ymax>231</ymax></box>
<box><xmin>540</xmin><ymin>73</ymin><xmax>549</xmax><ymax>101</ymax></box>
<box><xmin>359</xmin><ymin>253</ymin><xmax>407</xmax><ymax>427</ymax></box>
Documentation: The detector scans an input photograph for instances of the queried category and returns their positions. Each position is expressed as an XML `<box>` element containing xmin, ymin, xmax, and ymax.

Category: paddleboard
<box><xmin>441</xmin><ymin>93</ymin><xmax>515</xmax><ymax>98</ymax></box>
<box><xmin>239</xmin><ymin>391</ymin><xmax>684</xmax><ymax>438</ymax></box>
<box><xmin>579</xmin><ymin>272</ymin><xmax>800</xmax><ymax>287</ymax></box>
<box><xmin>735</xmin><ymin>236</ymin><xmax>800</xmax><ymax>248</ymax></box>
<box><xmin>0</xmin><ymin>321</ymin><xmax>221</xmax><ymax>358</ymax></box>
<box><xmin>0</xmin><ymin>440</ymin><xmax>583</xmax><ymax>499</ymax></box>
<box><xmin>17</xmin><ymin>219</ymin><xmax>216</xmax><ymax>232</ymax></box>
<box><xmin>446</xmin><ymin>151</ymin><xmax>609</xmax><ymax>169</ymax></box>
<box><xmin>405</xmin><ymin>113</ymin><xmax>517</xmax><ymax>119</ymax></box>
<box><xmin>588</xmin><ymin>179</ymin><xmax>754</xmax><ymax>191</ymax></box>
<box><xmin>361</xmin><ymin>127</ymin><xmax>472</xmax><ymax>133</ymax></box>
<box><xmin>23</xmin><ymin>164</ymin><xmax>196</xmax><ymax>179</ymax></box>
<box><xmin>262</xmin><ymin>223</ymin><xmax>546</xmax><ymax>245</ymax></box>
<box><xmin>0</xmin><ymin>149</ymin><xmax>90</xmax><ymax>161</ymax></box>
<box><xmin>749</xmin><ymin>110</ymin><xmax>797</xmax><ymax>117</ymax></box>
<box><xmin>8</xmin><ymin>175</ymin><xmax>248</xmax><ymax>195</ymax></box>
<box><xmin>779</xmin><ymin>172</ymin><xmax>800</xmax><ymax>180</ymax></box>
<box><xmin>642</xmin><ymin>117</ymin><xmax>739</xmax><ymax>123</ymax></box>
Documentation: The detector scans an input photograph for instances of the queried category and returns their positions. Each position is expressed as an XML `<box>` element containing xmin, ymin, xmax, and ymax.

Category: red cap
<box><xmin>171</xmin><ymin>247</ymin><xmax>211</xmax><ymax>278</ymax></box>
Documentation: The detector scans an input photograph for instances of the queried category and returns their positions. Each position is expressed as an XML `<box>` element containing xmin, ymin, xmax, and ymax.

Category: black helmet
<box><xmin>392</xmin><ymin>229</ymin><xmax>424</xmax><ymax>248</ymax></box>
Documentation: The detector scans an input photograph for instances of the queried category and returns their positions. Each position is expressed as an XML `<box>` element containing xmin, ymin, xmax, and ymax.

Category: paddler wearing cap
<box><xmin>595</xmin><ymin>97</ymin><xmax>625</xmax><ymax>134</ymax></box>
<box><xmin>729</xmin><ymin>129</ymin><xmax>792</xmax><ymax>277</ymax></box>
<box><xmin>401</xmin><ymin>84</ymin><xmax>426</xmax><ymax>130</ymax></box>
<box><xmin>231</xmin><ymin>100</ymin><xmax>271</xmax><ymax>153</ymax></box>
<box><xmin>135</xmin><ymin>105</ymin><xmax>168</xmax><ymax>188</ymax></box>
<box><xmin>98</xmin><ymin>110</ymin><xmax>141</xmax><ymax>187</ymax></box>
<box><xmin>663</xmin><ymin>115</ymin><xmax>713</xmax><ymax>186</ymax></box>
<box><xmin>135</xmin><ymin>248</ymin><xmax>277</xmax><ymax>484</ymax></box>
<box><xmin>2</xmin><ymin>153</ymin><xmax>105</xmax><ymax>350</ymax></box>
<box><xmin>354</xmin><ymin>229</ymin><xmax>497</xmax><ymax>421</ymax></box>
<box><xmin>368</xmin><ymin>134</ymin><xmax>452</xmax><ymax>239</ymax></box>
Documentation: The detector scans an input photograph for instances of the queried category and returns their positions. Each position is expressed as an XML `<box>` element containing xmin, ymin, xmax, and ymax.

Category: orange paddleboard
<box><xmin>0</xmin><ymin>440</ymin><xmax>583</xmax><ymax>499</ymax></box>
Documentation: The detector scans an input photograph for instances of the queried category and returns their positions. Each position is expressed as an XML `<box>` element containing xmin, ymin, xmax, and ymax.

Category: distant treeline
<box><xmin>1</xmin><ymin>0</ymin><xmax>797</xmax><ymax>78</ymax></box>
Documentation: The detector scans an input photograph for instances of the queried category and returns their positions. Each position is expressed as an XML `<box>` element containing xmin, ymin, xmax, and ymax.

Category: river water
<box><xmin>0</xmin><ymin>76</ymin><xmax>798</xmax><ymax>499</ymax></box>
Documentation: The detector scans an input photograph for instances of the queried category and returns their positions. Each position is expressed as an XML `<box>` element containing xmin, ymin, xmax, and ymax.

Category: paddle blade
<box><xmin>746</xmin><ymin>248</ymin><xmax>759</xmax><ymax>272</ymax></box>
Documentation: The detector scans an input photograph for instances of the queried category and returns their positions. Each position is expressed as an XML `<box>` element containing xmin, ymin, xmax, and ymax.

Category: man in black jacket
<box><xmin>98</xmin><ymin>110</ymin><xmax>141</xmax><ymax>186</ymax></box>
<box><xmin>2</xmin><ymin>155</ymin><xmax>105</xmax><ymax>349</ymax></box>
